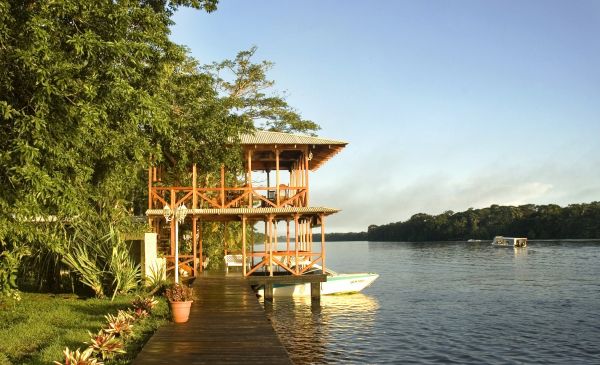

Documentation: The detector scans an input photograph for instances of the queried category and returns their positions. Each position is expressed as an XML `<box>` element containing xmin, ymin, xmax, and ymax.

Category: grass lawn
<box><xmin>0</xmin><ymin>292</ymin><xmax>168</xmax><ymax>365</ymax></box>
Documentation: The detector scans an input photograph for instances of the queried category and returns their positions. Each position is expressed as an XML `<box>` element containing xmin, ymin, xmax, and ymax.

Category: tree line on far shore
<box><xmin>318</xmin><ymin>202</ymin><xmax>600</xmax><ymax>242</ymax></box>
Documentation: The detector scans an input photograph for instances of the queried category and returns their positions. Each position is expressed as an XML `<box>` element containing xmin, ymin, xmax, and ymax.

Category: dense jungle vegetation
<box><xmin>0</xmin><ymin>0</ymin><xmax>318</xmax><ymax>297</ymax></box>
<box><xmin>365</xmin><ymin>202</ymin><xmax>600</xmax><ymax>242</ymax></box>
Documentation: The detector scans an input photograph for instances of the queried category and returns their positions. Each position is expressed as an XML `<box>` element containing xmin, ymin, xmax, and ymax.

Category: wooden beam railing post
<box><xmin>294</xmin><ymin>215</ymin><xmax>299</xmax><ymax>275</ymax></box>
<box><xmin>199</xmin><ymin>220</ymin><xmax>203</xmax><ymax>272</ymax></box>
<box><xmin>170</xmin><ymin>189</ymin><xmax>176</xmax><ymax>257</ymax></box>
<box><xmin>268</xmin><ymin>216</ymin><xmax>274</xmax><ymax>277</ymax></box>
<box><xmin>192</xmin><ymin>217</ymin><xmax>197</xmax><ymax>276</ymax></box>
<box><xmin>247</xmin><ymin>149</ymin><xmax>253</xmax><ymax>208</ymax></box>
<box><xmin>192</xmin><ymin>164</ymin><xmax>197</xmax><ymax>209</ymax></box>
<box><xmin>320</xmin><ymin>214</ymin><xmax>326</xmax><ymax>273</ymax></box>
<box><xmin>147</xmin><ymin>166</ymin><xmax>153</xmax><ymax>226</ymax></box>
<box><xmin>275</xmin><ymin>148</ymin><xmax>280</xmax><ymax>207</ymax></box>
<box><xmin>242</xmin><ymin>215</ymin><xmax>247</xmax><ymax>276</ymax></box>
<box><xmin>304</xmin><ymin>147</ymin><xmax>310</xmax><ymax>206</ymax></box>
<box><xmin>286</xmin><ymin>219</ymin><xmax>290</xmax><ymax>266</ymax></box>
<box><xmin>220</xmin><ymin>165</ymin><xmax>225</xmax><ymax>208</ymax></box>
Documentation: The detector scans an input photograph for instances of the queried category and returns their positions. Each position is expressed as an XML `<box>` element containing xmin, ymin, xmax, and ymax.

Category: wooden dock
<box><xmin>133</xmin><ymin>275</ymin><xmax>293</xmax><ymax>365</ymax></box>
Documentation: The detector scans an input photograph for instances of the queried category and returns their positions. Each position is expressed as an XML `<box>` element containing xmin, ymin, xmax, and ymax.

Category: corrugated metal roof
<box><xmin>240</xmin><ymin>130</ymin><xmax>347</xmax><ymax>146</ymax></box>
<box><xmin>146</xmin><ymin>207</ymin><xmax>340</xmax><ymax>216</ymax></box>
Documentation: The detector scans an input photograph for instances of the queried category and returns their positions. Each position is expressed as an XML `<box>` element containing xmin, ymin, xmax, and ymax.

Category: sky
<box><xmin>169</xmin><ymin>0</ymin><xmax>600</xmax><ymax>232</ymax></box>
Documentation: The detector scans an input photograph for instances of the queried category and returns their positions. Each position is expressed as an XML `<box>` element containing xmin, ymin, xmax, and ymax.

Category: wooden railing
<box><xmin>150</xmin><ymin>185</ymin><xmax>308</xmax><ymax>210</ymax></box>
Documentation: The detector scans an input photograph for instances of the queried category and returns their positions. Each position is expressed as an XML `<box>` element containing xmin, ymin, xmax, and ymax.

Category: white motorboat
<box><xmin>491</xmin><ymin>236</ymin><xmax>527</xmax><ymax>248</ymax></box>
<box><xmin>256</xmin><ymin>265</ymin><xmax>379</xmax><ymax>297</ymax></box>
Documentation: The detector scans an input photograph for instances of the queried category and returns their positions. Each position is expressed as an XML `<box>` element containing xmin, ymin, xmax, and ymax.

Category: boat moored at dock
<box><xmin>256</xmin><ymin>265</ymin><xmax>379</xmax><ymax>297</ymax></box>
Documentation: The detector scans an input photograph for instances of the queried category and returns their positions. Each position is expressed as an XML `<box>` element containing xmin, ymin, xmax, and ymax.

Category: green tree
<box><xmin>0</xmin><ymin>0</ymin><xmax>318</xmax><ymax>291</ymax></box>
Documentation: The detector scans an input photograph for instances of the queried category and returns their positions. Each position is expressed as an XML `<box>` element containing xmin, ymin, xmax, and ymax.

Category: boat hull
<box><xmin>257</xmin><ymin>273</ymin><xmax>379</xmax><ymax>297</ymax></box>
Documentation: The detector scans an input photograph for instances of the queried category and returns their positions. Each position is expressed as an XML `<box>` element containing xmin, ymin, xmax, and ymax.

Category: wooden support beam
<box><xmin>147</xmin><ymin>166</ymin><xmax>153</xmax><ymax>226</ymax></box>
<box><xmin>242</xmin><ymin>216</ymin><xmax>247</xmax><ymax>277</ymax></box>
<box><xmin>220</xmin><ymin>165</ymin><xmax>225</xmax><ymax>208</ymax></box>
<box><xmin>247</xmin><ymin>149</ymin><xmax>253</xmax><ymax>208</ymax></box>
<box><xmin>304</xmin><ymin>147</ymin><xmax>310</xmax><ymax>206</ymax></box>
<box><xmin>147</xmin><ymin>166</ymin><xmax>152</xmax><ymax>210</ymax></box>
<box><xmin>268</xmin><ymin>216</ymin><xmax>274</xmax><ymax>277</ymax></box>
<box><xmin>192</xmin><ymin>217</ymin><xmax>197</xmax><ymax>276</ymax></box>
<box><xmin>170</xmin><ymin>189</ymin><xmax>176</xmax><ymax>257</ymax></box>
<box><xmin>286</xmin><ymin>219</ymin><xmax>290</xmax><ymax>266</ymax></box>
<box><xmin>294</xmin><ymin>215</ymin><xmax>299</xmax><ymax>275</ymax></box>
<box><xmin>275</xmin><ymin>148</ymin><xmax>280</xmax><ymax>207</ymax></box>
<box><xmin>224</xmin><ymin>221</ymin><xmax>228</xmax><ymax>256</ymax></box>
<box><xmin>199</xmin><ymin>220</ymin><xmax>203</xmax><ymax>272</ymax></box>
<box><xmin>192</xmin><ymin>164</ymin><xmax>197</xmax><ymax>209</ymax></box>
<box><xmin>251</xmin><ymin>221</ymin><xmax>255</xmax><ymax>268</ymax></box>
<box><xmin>320</xmin><ymin>214</ymin><xmax>326</xmax><ymax>273</ymax></box>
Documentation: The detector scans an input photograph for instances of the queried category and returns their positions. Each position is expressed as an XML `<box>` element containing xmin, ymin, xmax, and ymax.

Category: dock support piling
<box><xmin>264</xmin><ymin>283</ymin><xmax>274</xmax><ymax>301</ymax></box>
<box><xmin>311</xmin><ymin>282</ymin><xmax>321</xmax><ymax>303</ymax></box>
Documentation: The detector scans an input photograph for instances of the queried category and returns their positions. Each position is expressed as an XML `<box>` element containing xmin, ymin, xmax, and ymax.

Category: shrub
<box><xmin>61</xmin><ymin>222</ymin><xmax>140</xmax><ymax>300</ymax></box>
<box><xmin>165</xmin><ymin>283</ymin><xmax>193</xmax><ymax>302</ymax></box>
<box><xmin>131</xmin><ymin>296</ymin><xmax>159</xmax><ymax>318</ymax></box>
<box><xmin>0</xmin><ymin>246</ymin><xmax>29</xmax><ymax>299</ymax></box>
<box><xmin>104</xmin><ymin>311</ymin><xmax>134</xmax><ymax>338</ymax></box>
<box><xmin>87</xmin><ymin>330</ymin><xmax>126</xmax><ymax>360</ymax></box>
<box><xmin>53</xmin><ymin>347</ymin><xmax>102</xmax><ymax>365</ymax></box>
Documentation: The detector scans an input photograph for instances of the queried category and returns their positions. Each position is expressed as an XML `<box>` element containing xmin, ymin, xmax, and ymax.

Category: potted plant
<box><xmin>165</xmin><ymin>283</ymin><xmax>194</xmax><ymax>323</ymax></box>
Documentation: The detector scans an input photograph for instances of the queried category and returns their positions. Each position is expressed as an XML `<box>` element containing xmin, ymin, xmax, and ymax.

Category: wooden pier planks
<box><xmin>133</xmin><ymin>276</ymin><xmax>293</xmax><ymax>365</ymax></box>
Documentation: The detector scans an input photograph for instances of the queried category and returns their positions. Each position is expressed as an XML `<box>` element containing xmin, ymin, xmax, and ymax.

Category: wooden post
<box><xmin>199</xmin><ymin>220</ymin><xmax>203</xmax><ymax>272</ymax></box>
<box><xmin>242</xmin><ymin>215</ymin><xmax>247</xmax><ymax>276</ymax></box>
<box><xmin>264</xmin><ymin>220</ymin><xmax>268</xmax><ymax>274</ymax></box>
<box><xmin>286</xmin><ymin>219</ymin><xmax>290</xmax><ymax>266</ymax></box>
<box><xmin>220</xmin><ymin>164</ymin><xmax>225</xmax><ymax>208</ymax></box>
<box><xmin>170</xmin><ymin>189</ymin><xmax>176</xmax><ymax>257</ymax></box>
<box><xmin>224</xmin><ymin>222</ymin><xmax>228</xmax><ymax>256</ymax></box>
<box><xmin>320</xmin><ymin>214</ymin><xmax>326</xmax><ymax>273</ymax></box>
<box><xmin>275</xmin><ymin>148</ymin><xmax>280</xmax><ymax>207</ymax></box>
<box><xmin>147</xmin><ymin>166</ymin><xmax>152</xmax><ymax>210</ymax></box>
<box><xmin>250</xmin><ymin>221</ymin><xmax>255</xmax><ymax>269</ymax></box>
<box><xmin>247</xmin><ymin>149</ymin><xmax>253</xmax><ymax>208</ymax></box>
<box><xmin>294</xmin><ymin>214</ymin><xmax>299</xmax><ymax>275</ymax></box>
<box><xmin>192</xmin><ymin>217</ymin><xmax>197</xmax><ymax>276</ymax></box>
<box><xmin>192</xmin><ymin>164</ymin><xmax>197</xmax><ymax>209</ymax></box>
<box><xmin>304</xmin><ymin>147</ymin><xmax>310</xmax><ymax>206</ymax></box>
<box><xmin>269</xmin><ymin>219</ymin><xmax>274</xmax><ymax>277</ymax></box>
<box><xmin>147</xmin><ymin>166</ymin><xmax>153</xmax><ymax>226</ymax></box>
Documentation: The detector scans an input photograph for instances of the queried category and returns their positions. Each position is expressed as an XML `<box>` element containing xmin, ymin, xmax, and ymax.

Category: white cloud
<box><xmin>316</xmin><ymin>159</ymin><xmax>600</xmax><ymax>232</ymax></box>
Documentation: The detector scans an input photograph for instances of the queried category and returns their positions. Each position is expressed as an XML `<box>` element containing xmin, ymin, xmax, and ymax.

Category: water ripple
<box><xmin>262</xmin><ymin>241</ymin><xmax>600</xmax><ymax>364</ymax></box>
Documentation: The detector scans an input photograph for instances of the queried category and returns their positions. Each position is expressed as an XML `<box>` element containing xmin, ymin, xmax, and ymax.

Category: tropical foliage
<box><xmin>0</xmin><ymin>0</ymin><xmax>319</xmax><ymax>295</ymax></box>
<box><xmin>367</xmin><ymin>202</ymin><xmax>600</xmax><ymax>242</ymax></box>
<box><xmin>0</xmin><ymin>292</ymin><xmax>168</xmax><ymax>364</ymax></box>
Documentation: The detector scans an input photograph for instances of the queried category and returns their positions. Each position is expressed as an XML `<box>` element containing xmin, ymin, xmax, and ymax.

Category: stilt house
<box><xmin>145</xmin><ymin>130</ymin><xmax>347</xmax><ymax>278</ymax></box>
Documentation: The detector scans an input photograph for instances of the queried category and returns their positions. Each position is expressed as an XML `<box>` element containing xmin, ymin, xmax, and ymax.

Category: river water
<box><xmin>261</xmin><ymin>240</ymin><xmax>600</xmax><ymax>364</ymax></box>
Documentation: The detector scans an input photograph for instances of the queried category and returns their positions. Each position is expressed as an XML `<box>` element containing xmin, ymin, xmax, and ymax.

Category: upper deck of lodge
<box><xmin>147</xmin><ymin>130</ymin><xmax>347</xmax><ymax>215</ymax></box>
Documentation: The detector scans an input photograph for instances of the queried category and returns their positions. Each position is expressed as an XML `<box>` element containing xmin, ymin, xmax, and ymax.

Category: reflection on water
<box><xmin>262</xmin><ymin>241</ymin><xmax>600</xmax><ymax>364</ymax></box>
<box><xmin>262</xmin><ymin>294</ymin><xmax>379</xmax><ymax>364</ymax></box>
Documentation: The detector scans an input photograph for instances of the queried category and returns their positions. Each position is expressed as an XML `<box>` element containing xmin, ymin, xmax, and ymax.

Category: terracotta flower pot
<box><xmin>169</xmin><ymin>300</ymin><xmax>193</xmax><ymax>323</ymax></box>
